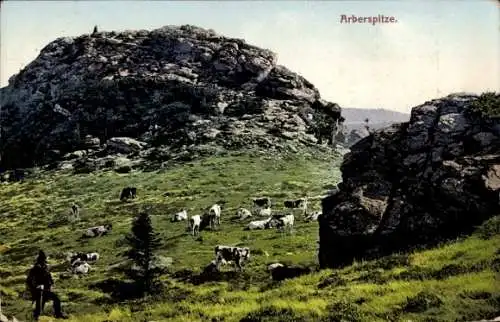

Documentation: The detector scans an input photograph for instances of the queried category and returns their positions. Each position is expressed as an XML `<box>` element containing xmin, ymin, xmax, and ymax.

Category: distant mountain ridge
<box><xmin>342</xmin><ymin>107</ymin><xmax>409</xmax><ymax>126</ymax></box>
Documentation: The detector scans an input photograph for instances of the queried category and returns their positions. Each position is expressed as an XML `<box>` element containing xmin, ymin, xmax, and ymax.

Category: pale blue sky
<box><xmin>1</xmin><ymin>0</ymin><xmax>498</xmax><ymax>112</ymax></box>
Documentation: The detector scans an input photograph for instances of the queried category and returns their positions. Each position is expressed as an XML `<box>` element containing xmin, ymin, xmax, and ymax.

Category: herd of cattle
<box><xmin>62</xmin><ymin>187</ymin><xmax>323</xmax><ymax>278</ymax></box>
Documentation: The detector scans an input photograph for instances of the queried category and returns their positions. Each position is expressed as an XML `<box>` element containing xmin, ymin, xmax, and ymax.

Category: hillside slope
<box><xmin>0</xmin><ymin>151</ymin><xmax>498</xmax><ymax>322</ymax></box>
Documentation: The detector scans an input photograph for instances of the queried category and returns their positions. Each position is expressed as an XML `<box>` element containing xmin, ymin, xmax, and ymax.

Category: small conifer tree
<box><xmin>125</xmin><ymin>212</ymin><xmax>163</xmax><ymax>294</ymax></box>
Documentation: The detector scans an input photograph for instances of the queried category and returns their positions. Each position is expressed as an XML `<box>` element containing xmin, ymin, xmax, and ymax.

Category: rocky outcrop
<box><xmin>319</xmin><ymin>93</ymin><xmax>500</xmax><ymax>268</ymax></box>
<box><xmin>0</xmin><ymin>25</ymin><xmax>342</xmax><ymax>171</ymax></box>
<box><xmin>345</xmin><ymin>127</ymin><xmax>370</xmax><ymax>147</ymax></box>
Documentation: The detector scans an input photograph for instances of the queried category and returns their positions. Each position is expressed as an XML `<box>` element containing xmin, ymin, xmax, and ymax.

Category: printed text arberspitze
<box><xmin>340</xmin><ymin>14</ymin><xmax>398</xmax><ymax>26</ymax></box>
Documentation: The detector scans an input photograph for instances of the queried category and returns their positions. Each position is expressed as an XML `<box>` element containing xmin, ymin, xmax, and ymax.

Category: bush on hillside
<box><xmin>467</xmin><ymin>92</ymin><xmax>500</xmax><ymax>119</ymax></box>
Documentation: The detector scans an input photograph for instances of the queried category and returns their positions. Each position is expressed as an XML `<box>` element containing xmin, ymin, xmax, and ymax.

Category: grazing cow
<box><xmin>72</xmin><ymin>262</ymin><xmax>91</xmax><ymax>275</ymax></box>
<box><xmin>283</xmin><ymin>197</ymin><xmax>308</xmax><ymax>216</ymax></box>
<box><xmin>267</xmin><ymin>263</ymin><xmax>285</xmax><ymax>271</ymax></box>
<box><xmin>256</xmin><ymin>207</ymin><xmax>272</xmax><ymax>217</ymax></box>
<box><xmin>268</xmin><ymin>264</ymin><xmax>311</xmax><ymax>281</ymax></box>
<box><xmin>236</xmin><ymin>208</ymin><xmax>252</xmax><ymax>220</ymax></box>
<box><xmin>272</xmin><ymin>214</ymin><xmax>294</xmax><ymax>234</ymax></box>
<box><xmin>189</xmin><ymin>215</ymin><xmax>201</xmax><ymax>236</ymax></box>
<box><xmin>69</xmin><ymin>252</ymin><xmax>100</xmax><ymax>266</ymax></box>
<box><xmin>86</xmin><ymin>252</ymin><xmax>100</xmax><ymax>262</ymax></box>
<box><xmin>208</xmin><ymin>204</ymin><xmax>222</xmax><ymax>228</ymax></box>
<box><xmin>252</xmin><ymin>197</ymin><xmax>272</xmax><ymax>209</ymax></box>
<box><xmin>70</xmin><ymin>203</ymin><xmax>80</xmax><ymax>219</ymax></box>
<box><xmin>245</xmin><ymin>217</ymin><xmax>275</xmax><ymax>230</ymax></box>
<box><xmin>120</xmin><ymin>187</ymin><xmax>137</xmax><ymax>201</ymax></box>
<box><xmin>83</xmin><ymin>224</ymin><xmax>112</xmax><ymax>238</ymax></box>
<box><xmin>171</xmin><ymin>209</ymin><xmax>188</xmax><ymax>222</ymax></box>
<box><xmin>214</xmin><ymin>245</ymin><xmax>250</xmax><ymax>271</ymax></box>
<box><xmin>305</xmin><ymin>211</ymin><xmax>322</xmax><ymax>222</ymax></box>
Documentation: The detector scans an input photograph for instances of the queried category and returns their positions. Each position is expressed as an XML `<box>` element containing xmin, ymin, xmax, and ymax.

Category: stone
<box><xmin>319</xmin><ymin>93</ymin><xmax>500</xmax><ymax>268</ymax></box>
<box><xmin>0</xmin><ymin>24</ymin><xmax>343</xmax><ymax>172</ymax></box>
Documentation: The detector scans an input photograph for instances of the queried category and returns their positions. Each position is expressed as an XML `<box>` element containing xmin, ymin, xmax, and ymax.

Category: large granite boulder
<box><xmin>0</xmin><ymin>25</ymin><xmax>342</xmax><ymax>170</ymax></box>
<box><xmin>319</xmin><ymin>93</ymin><xmax>500</xmax><ymax>268</ymax></box>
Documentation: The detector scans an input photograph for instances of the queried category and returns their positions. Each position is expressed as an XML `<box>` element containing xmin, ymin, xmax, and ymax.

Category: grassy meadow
<box><xmin>0</xmin><ymin>150</ymin><xmax>498</xmax><ymax>322</ymax></box>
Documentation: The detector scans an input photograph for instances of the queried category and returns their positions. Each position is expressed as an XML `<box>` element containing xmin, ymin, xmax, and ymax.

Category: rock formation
<box><xmin>0</xmin><ymin>25</ymin><xmax>342</xmax><ymax>171</ymax></box>
<box><xmin>319</xmin><ymin>93</ymin><xmax>500</xmax><ymax>268</ymax></box>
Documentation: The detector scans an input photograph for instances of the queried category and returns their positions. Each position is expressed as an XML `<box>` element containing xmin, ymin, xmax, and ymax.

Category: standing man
<box><xmin>26</xmin><ymin>250</ymin><xmax>68</xmax><ymax>320</ymax></box>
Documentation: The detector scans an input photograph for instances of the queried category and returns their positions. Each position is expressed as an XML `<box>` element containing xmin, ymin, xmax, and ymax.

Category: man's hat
<box><xmin>36</xmin><ymin>250</ymin><xmax>47</xmax><ymax>264</ymax></box>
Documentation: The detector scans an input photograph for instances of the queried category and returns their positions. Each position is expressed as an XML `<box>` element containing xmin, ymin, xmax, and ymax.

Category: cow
<box><xmin>72</xmin><ymin>262</ymin><xmax>91</xmax><ymax>275</ymax></box>
<box><xmin>267</xmin><ymin>263</ymin><xmax>285</xmax><ymax>271</ymax></box>
<box><xmin>236</xmin><ymin>208</ymin><xmax>252</xmax><ymax>220</ymax></box>
<box><xmin>256</xmin><ymin>207</ymin><xmax>272</xmax><ymax>217</ymax></box>
<box><xmin>208</xmin><ymin>204</ymin><xmax>221</xmax><ymax>228</ymax></box>
<box><xmin>86</xmin><ymin>252</ymin><xmax>100</xmax><ymax>262</ymax></box>
<box><xmin>171</xmin><ymin>209</ymin><xmax>188</xmax><ymax>222</ymax></box>
<box><xmin>252</xmin><ymin>197</ymin><xmax>272</xmax><ymax>209</ymax></box>
<box><xmin>305</xmin><ymin>211</ymin><xmax>322</xmax><ymax>222</ymax></box>
<box><xmin>283</xmin><ymin>197</ymin><xmax>308</xmax><ymax>216</ymax></box>
<box><xmin>272</xmin><ymin>214</ymin><xmax>295</xmax><ymax>234</ymax></box>
<box><xmin>120</xmin><ymin>187</ymin><xmax>137</xmax><ymax>201</ymax></box>
<box><xmin>268</xmin><ymin>264</ymin><xmax>311</xmax><ymax>281</ymax></box>
<box><xmin>69</xmin><ymin>252</ymin><xmax>100</xmax><ymax>266</ymax></box>
<box><xmin>70</xmin><ymin>203</ymin><xmax>80</xmax><ymax>218</ymax></box>
<box><xmin>245</xmin><ymin>217</ymin><xmax>275</xmax><ymax>230</ymax></box>
<box><xmin>83</xmin><ymin>224</ymin><xmax>112</xmax><ymax>238</ymax></box>
<box><xmin>214</xmin><ymin>245</ymin><xmax>250</xmax><ymax>271</ymax></box>
<box><xmin>189</xmin><ymin>215</ymin><xmax>201</xmax><ymax>236</ymax></box>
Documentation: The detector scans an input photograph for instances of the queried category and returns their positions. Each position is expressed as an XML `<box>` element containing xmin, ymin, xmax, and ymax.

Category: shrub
<box><xmin>404</xmin><ymin>291</ymin><xmax>443</xmax><ymax>313</ymax></box>
<box><xmin>475</xmin><ymin>216</ymin><xmax>500</xmax><ymax>240</ymax></box>
<box><xmin>240</xmin><ymin>307</ymin><xmax>309</xmax><ymax>322</ymax></box>
<box><xmin>324</xmin><ymin>301</ymin><xmax>366</xmax><ymax>322</ymax></box>
<box><xmin>467</xmin><ymin>92</ymin><xmax>500</xmax><ymax>119</ymax></box>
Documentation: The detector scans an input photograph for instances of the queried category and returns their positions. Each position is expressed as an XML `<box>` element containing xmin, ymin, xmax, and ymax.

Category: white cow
<box><xmin>72</xmin><ymin>262</ymin><xmax>91</xmax><ymax>275</ymax></box>
<box><xmin>245</xmin><ymin>217</ymin><xmax>274</xmax><ymax>230</ymax></box>
<box><xmin>189</xmin><ymin>215</ymin><xmax>201</xmax><ymax>236</ymax></box>
<box><xmin>208</xmin><ymin>204</ymin><xmax>222</xmax><ymax>228</ymax></box>
<box><xmin>172</xmin><ymin>209</ymin><xmax>188</xmax><ymax>222</ymax></box>
<box><xmin>268</xmin><ymin>263</ymin><xmax>285</xmax><ymax>271</ymax></box>
<box><xmin>236</xmin><ymin>208</ymin><xmax>252</xmax><ymax>220</ymax></box>
<box><xmin>256</xmin><ymin>207</ymin><xmax>272</xmax><ymax>217</ymax></box>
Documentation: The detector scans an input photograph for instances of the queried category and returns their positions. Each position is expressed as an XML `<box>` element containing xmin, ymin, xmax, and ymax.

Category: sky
<box><xmin>1</xmin><ymin>0</ymin><xmax>498</xmax><ymax>113</ymax></box>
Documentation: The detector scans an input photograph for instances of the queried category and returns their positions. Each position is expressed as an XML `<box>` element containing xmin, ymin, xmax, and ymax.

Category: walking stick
<box><xmin>38</xmin><ymin>285</ymin><xmax>44</xmax><ymax>318</ymax></box>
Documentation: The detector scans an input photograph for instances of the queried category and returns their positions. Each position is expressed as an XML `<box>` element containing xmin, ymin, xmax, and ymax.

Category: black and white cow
<box><xmin>171</xmin><ymin>209</ymin><xmax>188</xmax><ymax>222</ymax></box>
<box><xmin>83</xmin><ymin>224</ymin><xmax>112</xmax><ymax>238</ymax></box>
<box><xmin>214</xmin><ymin>245</ymin><xmax>251</xmax><ymax>271</ymax></box>
<box><xmin>120</xmin><ymin>187</ymin><xmax>137</xmax><ymax>201</ymax></box>
<box><xmin>283</xmin><ymin>197</ymin><xmax>308</xmax><ymax>216</ymax></box>
<box><xmin>71</xmin><ymin>203</ymin><xmax>80</xmax><ymax>218</ymax></box>
<box><xmin>68</xmin><ymin>252</ymin><xmax>100</xmax><ymax>266</ymax></box>
<box><xmin>271</xmin><ymin>214</ymin><xmax>295</xmax><ymax>234</ymax></box>
<box><xmin>252</xmin><ymin>197</ymin><xmax>272</xmax><ymax>209</ymax></box>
